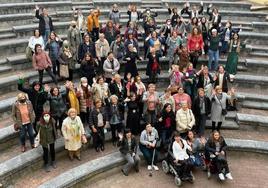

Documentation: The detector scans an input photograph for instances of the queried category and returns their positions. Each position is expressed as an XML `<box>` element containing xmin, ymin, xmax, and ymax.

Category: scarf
<box><xmin>63</xmin><ymin>47</ymin><xmax>72</xmax><ymax>58</ymax></box>
<box><xmin>68</xmin><ymin>90</ymin><xmax>80</xmax><ymax>114</ymax></box>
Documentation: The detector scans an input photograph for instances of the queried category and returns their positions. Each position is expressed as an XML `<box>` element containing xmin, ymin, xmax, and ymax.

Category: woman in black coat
<box><xmin>158</xmin><ymin>103</ymin><xmax>176</xmax><ymax>148</ymax></box>
<box><xmin>205</xmin><ymin>131</ymin><xmax>233</xmax><ymax>181</ymax></box>
<box><xmin>89</xmin><ymin>99</ymin><xmax>107</xmax><ymax>152</ymax></box>
<box><xmin>123</xmin><ymin>44</ymin><xmax>142</xmax><ymax>80</ymax></box>
<box><xmin>18</xmin><ymin>79</ymin><xmax>48</xmax><ymax>133</ymax></box>
<box><xmin>196</xmin><ymin>65</ymin><xmax>214</xmax><ymax>97</ymax></box>
<box><xmin>192</xmin><ymin>88</ymin><xmax>211</xmax><ymax>136</ymax></box>
<box><xmin>80</xmin><ymin>53</ymin><xmax>97</xmax><ymax>86</ymax></box>
<box><xmin>126</xmin><ymin>93</ymin><xmax>140</xmax><ymax>135</ymax></box>
<box><xmin>146</xmin><ymin>49</ymin><xmax>161</xmax><ymax>84</ymax></box>
<box><xmin>35</xmin><ymin>6</ymin><xmax>54</xmax><ymax>44</ymax></box>
<box><xmin>213</xmin><ymin>65</ymin><xmax>230</xmax><ymax>93</ymax></box>
<box><xmin>78</xmin><ymin>34</ymin><xmax>96</xmax><ymax>62</ymax></box>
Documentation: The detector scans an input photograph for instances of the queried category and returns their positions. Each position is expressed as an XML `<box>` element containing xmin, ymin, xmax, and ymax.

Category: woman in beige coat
<box><xmin>62</xmin><ymin>108</ymin><xmax>85</xmax><ymax>161</ymax></box>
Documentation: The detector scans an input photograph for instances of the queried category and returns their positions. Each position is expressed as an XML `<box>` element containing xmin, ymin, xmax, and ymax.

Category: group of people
<box><xmin>12</xmin><ymin>1</ymin><xmax>239</xmax><ymax>182</ymax></box>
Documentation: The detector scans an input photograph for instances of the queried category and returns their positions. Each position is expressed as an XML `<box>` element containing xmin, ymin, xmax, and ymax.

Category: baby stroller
<box><xmin>162</xmin><ymin>143</ymin><xmax>195</xmax><ymax>186</ymax></box>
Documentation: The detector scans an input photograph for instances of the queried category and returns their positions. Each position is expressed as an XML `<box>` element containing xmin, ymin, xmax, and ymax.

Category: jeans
<box><xmin>43</xmin><ymin>29</ymin><xmax>51</xmax><ymax>45</ymax></box>
<box><xmin>139</xmin><ymin>144</ymin><xmax>157</xmax><ymax>165</ymax></box>
<box><xmin>208</xmin><ymin>49</ymin><xmax>219</xmax><ymax>71</ymax></box>
<box><xmin>38</xmin><ymin>67</ymin><xmax>57</xmax><ymax>85</ymax></box>
<box><xmin>122</xmin><ymin>153</ymin><xmax>140</xmax><ymax>173</ymax></box>
<box><xmin>42</xmin><ymin>143</ymin><xmax>55</xmax><ymax>165</ymax></box>
<box><xmin>92</xmin><ymin>126</ymin><xmax>105</xmax><ymax>149</ymax></box>
<box><xmin>213</xmin><ymin>156</ymin><xmax>230</xmax><ymax>174</ymax></box>
<box><xmin>196</xmin><ymin>114</ymin><xmax>207</xmax><ymax>136</ymax></box>
<box><xmin>80</xmin><ymin>108</ymin><xmax>90</xmax><ymax>126</ymax></box>
<box><xmin>20</xmin><ymin>123</ymin><xmax>35</xmax><ymax>146</ymax></box>
<box><xmin>189</xmin><ymin>153</ymin><xmax>204</xmax><ymax>167</ymax></box>
<box><xmin>160</xmin><ymin>129</ymin><xmax>172</xmax><ymax>147</ymax></box>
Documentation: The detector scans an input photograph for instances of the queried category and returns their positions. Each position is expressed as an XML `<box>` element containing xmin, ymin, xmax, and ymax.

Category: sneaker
<box><xmin>147</xmin><ymin>165</ymin><xmax>152</xmax><ymax>170</ymax></box>
<box><xmin>225</xmin><ymin>173</ymin><xmax>233</xmax><ymax>180</ymax></box>
<box><xmin>153</xmin><ymin>165</ymin><xmax>159</xmax><ymax>171</ymax></box>
<box><xmin>219</xmin><ymin>173</ymin><xmax>225</xmax><ymax>181</ymax></box>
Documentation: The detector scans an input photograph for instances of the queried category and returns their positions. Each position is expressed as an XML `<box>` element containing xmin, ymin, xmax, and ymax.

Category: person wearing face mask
<box><xmin>67</xmin><ymin>21</ymin><xmax>82</xmax><ymax>62</ymax></box>
<box><xmin>109</xmin><ymin>4</ymin><xmax>121</xmax><ymax>25</ymax></box>
<box><xmin>12</xmin><ymin>93</ymin><xmax>36</xmax><ymax>152</ymax></box>
<box><xmin>76</xmin><ymin>77</ymin><xmax>93</xmax><ymax>126</ymax></box>
<box><xmin>210</xmin><ymin>86</ymin><xmax>235</xmax><ymax>132</ymax></box>
<box><xmin>166</xmin><ymin>3</ymin><xmax>179</xmax><ymax>27</ymax></box>
<box><xmin>58</xmin><ymin>40</ymin><xmax>75</xmax><ymax>81</ymax></box>
<box><xmin>36</xmin><ymin>112</ymin><xmax>57</xmax><ymax>172</ymax></box>
<box><xmin>62</xmin><ymin>108</ymin><xmax>85</xmax><ymax>161</ymax></box>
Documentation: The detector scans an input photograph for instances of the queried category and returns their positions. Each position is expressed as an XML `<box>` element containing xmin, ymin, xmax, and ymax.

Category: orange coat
<box><xmin>87</xmin><ymin>10</ymin><xmax>101</xmax><ymax>32</ymax></box>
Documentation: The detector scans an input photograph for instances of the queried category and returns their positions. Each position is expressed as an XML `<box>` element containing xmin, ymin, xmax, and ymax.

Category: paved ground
<box><xmin>87</xmin><ymin>151</ymin><xmax>268</xmax><ymax>188</ymax></box>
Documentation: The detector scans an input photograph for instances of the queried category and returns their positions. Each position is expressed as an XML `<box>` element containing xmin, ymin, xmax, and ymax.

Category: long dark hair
<box><xmin>34</xmin><ymin>44</ymin><xmax>42</xmax><ymax>55</ymax></box>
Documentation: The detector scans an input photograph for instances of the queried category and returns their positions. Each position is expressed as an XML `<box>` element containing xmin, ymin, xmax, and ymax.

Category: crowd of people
<box><xmin>12</xmin><ymin>1</ymin><xmax>241</xmax><ymax>182</ymax></box>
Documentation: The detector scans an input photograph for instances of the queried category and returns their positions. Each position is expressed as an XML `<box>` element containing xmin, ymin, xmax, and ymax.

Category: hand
<box><xmin>158</xmin><ymin>117</ymin><xmax>163</xmax><ymax>122</ymax></box>
<box><xmin>35</xmin><ymin>5</ymin><xmax>39</xmax><ymax>10</ymax></box>
<box><xmin>230</xmin><ymin>87</ymin><xmax>235</xmax><ymax>94</ymax></box>
<box><xmin>126</xmin><ymin>57</ymin><xmax>131</xmax><ymax>61</ymax></box>
<box><xmin>215</xmin><ymin>152</ymin><xmax>219</xmax><ymax>155</ymax></box>
<box><xmin>201</xmin><ymin>1</ymin><xmax>203</xmax><ymax>6</ymax></box>
<box><xmin>186</xmin><ymin>2</ymin><xmax>190</xmax><ymax>7</ymax></box>
<box><xmin>221</xmin><ymin>151</ymin><xmax>225</xmax><ymax>155</ymax></box>
<box><xmin>93</xmin><ymin>77</ymin><xmax>96</xmax><ymax>84</ymax></box>
<box><xmin>209</xmin><ymin>4</ymin><xmax>213</xmax><ymax>8</ymax></box>
<box><xmin>18</xmin><ymin>72</ymin><xmax>25</xmax><ymax>79</ymax></box>
<box><xmin>92</xmin><ymin>127</ymin><xmax>97</xmax><ymax>133</ymax></box>
<box><xmin>72</xmin><ymin>6</ymin><xmax>76</xmax><ymax>11</ymax></box>
<box><xmin>165</xmin><ymin>3</ymin><xmax>169</xmax><ymax>7</ymax></box>
<box><xmin>212</xmin><ymin>89</ymin><xmax>216</xmax><ymax>96</ymax></box>
<box><xmin>132</xmin><ymin>153</ymin><xmax>136</xmax><ymax>157</ymax></box>
<box><xmin>118</xmin><ymin>133</ymin><xmax>123</xmax><ymax>140</ymax></box>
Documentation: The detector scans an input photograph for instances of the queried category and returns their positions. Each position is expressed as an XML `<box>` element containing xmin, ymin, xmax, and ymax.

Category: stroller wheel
<box><xmin>162</xmin><ymin>160</ymin><xmax>169</xmax><ymax>174</ymax></box>
<box><xmin>174</xmin><ymin>176</ymin><xmax>182</xmax><ymax>187</ymax></box>
<box><xmin>207</xmin><ymin>171</ymin><xmax>211</xmax><ymax>179</ymax></box>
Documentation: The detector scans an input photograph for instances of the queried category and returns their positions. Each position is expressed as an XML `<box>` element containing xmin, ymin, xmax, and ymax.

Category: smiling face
<box><xmin>52</xmin><ymin>87</ymin><xmax>59</xmax><ymax>96</ymax></box>
<box><xmin>165</xmin><ymin>104</ymin><xmax>172</xmax><ymax>113</ymax></box>
<box><xmin>213</xmin><ymin>132</ymin><xmax>220</xmax><ymax>141</ymax></box>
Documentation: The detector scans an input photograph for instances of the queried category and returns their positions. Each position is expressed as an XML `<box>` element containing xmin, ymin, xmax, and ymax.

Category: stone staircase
<box><xmin>0</xmin><ymin>0</ymin><xmax>268</xmax><ymax>187</ymax></box>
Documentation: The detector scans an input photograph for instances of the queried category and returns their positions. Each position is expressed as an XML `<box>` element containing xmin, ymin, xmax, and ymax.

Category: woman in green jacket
<box><xmin>36</xmin><ymin>112</ymin><xmax>57</xmax><ymax>172</ymax></box>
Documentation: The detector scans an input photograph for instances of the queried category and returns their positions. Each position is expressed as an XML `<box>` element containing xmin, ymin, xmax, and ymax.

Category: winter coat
<box><xmin>78</xmin><ymin>42</ymin><xmax>96</xmax><ymax>61</ymax></box>
<box><xmin>103</xmin><ymin>58</ymin><xmax>120</xmax><ymax>79</ymax></box>
<box><xmin>47</xmin><ymin>93</ymin><xmax>67</xmax><ymax>118</ymax></box>
<box><xmin>210</xmin><ymin>92</ymin><xmax>231</xmax><ymax>122</ymax></box>
<box><xmin>175</xmin><ymin>108</ymin><xmax>195</xmax><ymax>133</ymax></box>
<box><xmin>119</xmin><ymin>136</ymin><xmax>138</xmax><ymax>155</ymax></box>
<box><xmin>35</xmin><ymin>9</ymin><xmax>54</xmax><ymax>35</ymax></box>
<box><xmin>36</xmin><ymin>118</ymin><xmax>57</xmax><ymax>146</ymax></box>
<box><xmin>192</xmin><ymin>96</ymin><xmax>211</xmax><ymax>116</ymax></box>
<box><xmin>32</xmin><ymin>51</ymin><xmax>52</xmax><ymax>70</ymax></box>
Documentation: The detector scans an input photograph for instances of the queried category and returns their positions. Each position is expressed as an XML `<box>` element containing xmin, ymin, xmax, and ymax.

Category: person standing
<box><xmin>35</xmin><ymin>5</ymin><xmax>54</xmax><ymax>45</ymax></box>
<box><xmin>192</xmin><ymin>88</ymin><xmax>211</xmax><ymax>136</ymax></box>
<box><xmin>67</xmin><ymin>21</ymin><xmax>82</xmax><ymax>63</ymax></box>
<box><xmin>103</xmin><ymin>52</ymin><xmax>120</xmax><ymax>84</ymax></box>
<box><xmin>208</xmin><ymin>29</ymin><xmax>220</xmax><ymax>71</ymax></box>
<box><xmin>210</xmin><ymin>86</ymin><xmax>235</xmax><ymax>132</ymax></box>
<box><xmin>32</xmin><ymin>44</ymin><xmax>57</xmax><ymax>84</ymax></box>
<box><xmin>62</xmin><ymin>108</ymin><xmax>85</xmax><ymax>161</ymax></box>
<box><xmin>95</xmin><ymin>33</ymin><xmax>110</xmax><ymax>75</ymax></box>
<box><xmin>37</xmin><ymin>112</ymin><xmax>57</xmax><ymax>172</ymax></box>
<box><xmin>87</xmin><ymin>8</ymin><xmax>101</xmax><ymax>42</ymax></box>
<box><xmin>12</xmin><ymin>93</ymin><xmax>36</xmax><ymax>152</ymax></box>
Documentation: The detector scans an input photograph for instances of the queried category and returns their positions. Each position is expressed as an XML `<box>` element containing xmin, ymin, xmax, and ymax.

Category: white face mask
<box><xmin>43</xmin><ymin>114</ymin><xmax>50</xmax><ymax>123</ymax></box>
<box><xmin>82</xmin><ymin>83</ymin><xmax>88</xmax><ymax>87</ymax></box>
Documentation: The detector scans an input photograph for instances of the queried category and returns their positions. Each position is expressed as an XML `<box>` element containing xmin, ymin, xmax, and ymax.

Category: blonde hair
<box><xmin>215</xmin><ymin>85</ymin><xmax>222</xmax><ymax>92</ymax></box>
<box><xmin>67</xmin><ymin>108</ymin><xmax>77</xmax><ymax>116</ymax></box>
<box><xmin>17</xmin><ymin>93</ymin><xmax>27</xmax><ymax>100</ymax></box>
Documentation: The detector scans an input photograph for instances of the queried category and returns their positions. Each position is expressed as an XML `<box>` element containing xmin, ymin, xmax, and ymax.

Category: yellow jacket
<box><xmin>87</xmin><ymin>10</ymin><xmax>101</xmax><ymax>32</ymax></box>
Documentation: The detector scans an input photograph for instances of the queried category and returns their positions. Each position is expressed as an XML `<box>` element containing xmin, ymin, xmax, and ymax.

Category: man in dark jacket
<box><xmin>35</xmin><ymin>5</ymin><xmax>54</xmax><ymax>44</ymax></box>
<box><xmin>192</xmin><ymin>88</ymin><xmax>211</xmax><ymax>136</ymax></box>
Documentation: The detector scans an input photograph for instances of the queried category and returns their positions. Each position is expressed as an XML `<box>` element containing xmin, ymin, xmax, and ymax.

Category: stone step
<box><xmin>247</xmin><ymin>44</ymin><xmax>268</xmax><ymax>54</ymax></box>
<box><xmin>242</xmin><ymin>101</ymin><xmax>268</xmax><ymax>110</ymax></box>
<box><xmin>249</xmin><ymin>52</ymin><xmax>268</xmax><ymax>58</ymax></box>
<box><xmin>0</xmin><ymin>1</ymin><xmax>73</xmax><ymax>14</ymax></box>
<box><xmin>237</xmin><ymin>113</ymin><xmax>268</xmax><ymax>127</ymax></box>
<box><xmin>0</xmin><ymin>33</ymin><xmax>16</xmax><ymax>40</ymax></box>
<box><xmin>0</xmin><ymin>65</ymin><xmax>12</xmax><ymax>74</ymax></box>
<box><xmin>38</xmin><ymin>138</ymin><xmax>268</xmax><ymax>188</ymax></box>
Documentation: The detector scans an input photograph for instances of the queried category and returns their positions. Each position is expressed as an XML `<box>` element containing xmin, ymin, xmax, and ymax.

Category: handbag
<box><xmin>34</xmin><ymin>129</ymin><xmax>41</xmax><ymax>148</ymax></box>
<box><xmin>59</xmin><ymin>64</ymin><xmax>69</xmax><ymax>78</ymax></box>
<box><xmin>81</xmin><ymin>134</ymin><xmax>88</xmax><ymax>144</ymax></box>
<box><xmin>25</xmin><ymin>46</ymin><xmax>33</xmax><ymax>61</ymax></box>
<box><xmin>216</xmin><ymin>95</ymin><xmax>227</xmax><ymax>116</ymax></box>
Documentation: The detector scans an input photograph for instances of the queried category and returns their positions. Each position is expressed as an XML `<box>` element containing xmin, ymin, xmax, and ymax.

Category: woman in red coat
<box><xmin>187</xmin><ymin>27</ymin><xmax>204</xmax><ymax>68</ymax></box>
